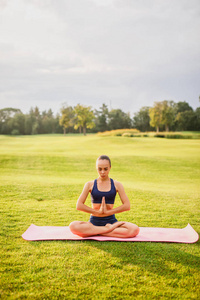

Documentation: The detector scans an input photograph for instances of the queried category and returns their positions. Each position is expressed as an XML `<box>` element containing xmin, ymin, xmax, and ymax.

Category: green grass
<box><xmin>0</xmin><ymin>134</ymin><xmax>200</xmax><ymax>299</ymax></box>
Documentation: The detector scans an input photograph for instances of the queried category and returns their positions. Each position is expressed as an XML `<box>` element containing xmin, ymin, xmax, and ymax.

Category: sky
<box><xmin>0</xmin><ymin>0</ymin><xmax>200</xmax><ymax>116</ymax></box>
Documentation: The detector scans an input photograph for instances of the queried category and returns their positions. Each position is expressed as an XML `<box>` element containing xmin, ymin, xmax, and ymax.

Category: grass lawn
<box><xmin>0</xmin><ymin>134</ymin><xmax>200</xmax><ymax>299</ymax></box>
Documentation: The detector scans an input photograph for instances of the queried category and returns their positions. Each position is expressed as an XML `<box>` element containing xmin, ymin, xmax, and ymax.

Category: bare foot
<box><xmin>105</xmin><ymin>222</ymin><xmax>125</xmax><ymax>233</ymax></box>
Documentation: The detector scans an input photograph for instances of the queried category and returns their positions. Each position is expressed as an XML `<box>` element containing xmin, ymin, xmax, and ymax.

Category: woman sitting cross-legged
<box><xmin>69</xmin><ymin>155</ymin><xmax>140</xmax><ymax>238</ymax></box>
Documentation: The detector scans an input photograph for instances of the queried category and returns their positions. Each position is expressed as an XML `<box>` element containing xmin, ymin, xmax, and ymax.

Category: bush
<box><xmin>154</xmin><ymin>134</ymin><xmax>165</xmax><ymax>138</ymax></box>
<box><xmin>183</xmin><ymin>135</ymin><xmax>193</xmax><ymax>139</ymax></box>
<box><xmin>166</xmin><ymin>134</ymin><xmax>182</xmax><ymax>139</ymax></box>
<box><xmin>165</xmin><ymin>133</ymin><xmax>193</xmax><ymax>139</ymax></box>
<box><xmin>97</xmin><ymin>130</ymin><xmax>200</xmax><ymax>139</ymax></box>
<box><xmin>122</xmin><ymin>133</ymin><xmax>132</xmax><ymax>137</ymax></box>
<box><xmin>11</xmin><ymin>129</ymin><xmax>20</xmax><ymax>135</ymax></box>
<box><xmin>97</xmin><ymin>129</ymin><xmax>140</xmax><ymax>137</ymax></box>
<box><xmin>115</xmin><ymin>133</ymin><xmax>122</xmax><ymax>136</ymax></box>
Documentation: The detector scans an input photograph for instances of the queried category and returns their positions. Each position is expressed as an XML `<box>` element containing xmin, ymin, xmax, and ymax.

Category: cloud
<box><xmin>0</xmin><ymin>0</ymin><xmax>199</xmax><ymax>115</ymax></box>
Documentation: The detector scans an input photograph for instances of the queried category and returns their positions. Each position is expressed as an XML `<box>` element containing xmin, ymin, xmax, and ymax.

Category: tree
<box><xmin>176</xmin><ymin>101</ymin><xmax>193</xmax><ymax>113</ymax></box>
<box><xmin>9</xmin><ymin>112</ymin><xmax>26</xmax><ymax>135</ymax></box>
<box><xmin>149</xmin><ymin>102</ymin><xmax>163</xmax><ymax>132</ymax></box>
<box><xmin>161</xmin><ymin>100</ymin><xmax>176</xmax><ymax>132</ymax></box>
<box><xmin>94</xmin><ymin>103</ymin><xmax>109</xmax><ymax>132</ymax></box>
<box><xmin>133</xmin><ymin>106</ymin><xmax>152</xmax><ymax>132</ymax></box>
<box><xmin>194</xmin><ymin>107</ymin><xmax>200</xmax><ymax>130</ymax></box>
<box><xmin>25</xmin><ymin>107</ymin><xmax>41</xmax><ymax>135</ymax></box>
<box><xmin>40</xmin><ymin>109</ymin><xmax>56</xmax><ymax>134</ymax></box>
<box><xmin>59</xmin><ymin>106</ymin><xmax>74</xmax><ymax>135</ymax></box>
<box><xmin>0</xmin><ymin>108</ymin><xmax>22</xmax><ymax>134</ymax></box>
<box><xmin>74</xmin><ymin>104</ymin><xmax>95</xmax><ymax>135</ymax></box>
<box><xmin>172</xmin><ymin>101</ymin><xmax>193</xmax><ymax>131</ymax></box>
<box><xmin>108</xmin><ymin>109</ymin><xmax>132</xmax><ymax>130</ymax></box>
<box><xmin>176</xmin><ymin>110</ymin><xmax>196</xmax><ymax>131</ymax></box>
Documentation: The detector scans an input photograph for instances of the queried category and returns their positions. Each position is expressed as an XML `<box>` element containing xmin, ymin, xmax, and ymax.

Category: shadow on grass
<box><xmin>82</xmin><ymin>240</ymin><xmax>200</xmax><ymax>277</ymax></box>
<box><xmin>28</xmin><ymin>231</ymin><xmax>200</xmax><ymax>280</ymax></box>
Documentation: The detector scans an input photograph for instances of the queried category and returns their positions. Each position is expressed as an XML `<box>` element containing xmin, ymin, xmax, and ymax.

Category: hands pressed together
<box><xmin>98</xmin><ymin>197</ymin><xmax>108</xmax><ymax>215</ymax></box>
<box><xmin>94</xmin><ymin>197</ymin><xmax>125</xmax><ymax>230</ymax></box>
<box><xmin>94</xmin><ymin>196</ymin><xmax>114</xmax><ymax>217</ymax></box>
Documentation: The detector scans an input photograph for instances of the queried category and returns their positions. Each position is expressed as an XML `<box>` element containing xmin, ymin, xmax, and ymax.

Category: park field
<box><xmin>0</xmin><ymin>134</ymin><xmax>200</xmax><ymax>299</ymax></box>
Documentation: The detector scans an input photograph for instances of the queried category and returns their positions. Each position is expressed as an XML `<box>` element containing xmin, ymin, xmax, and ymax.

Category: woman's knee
<box><xmin>126</xmin><ymin>223</ymin><xmax>140</xmax><ymax>238</ymax></box>
<box><xmin>69</xmin><ymin>221</ymin><xmax>81</xmax><ymax>233</ymax></box>
<box><xmin>133</xmin><ymin>225</ymin><xmax>140</xmax><ymax>237</ymax></box>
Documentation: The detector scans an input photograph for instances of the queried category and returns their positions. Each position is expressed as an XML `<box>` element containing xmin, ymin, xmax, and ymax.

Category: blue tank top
<box><xmin>91</xmin><ymin>178</ymin><xmax>116</xmax><ymax>204</ymax></box>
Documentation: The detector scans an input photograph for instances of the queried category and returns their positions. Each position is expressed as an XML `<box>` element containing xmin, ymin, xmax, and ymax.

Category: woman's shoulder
<box><xmin>84</xmin><ymin>180</ymin><xmax>95</xmax><ymax>192</ymax></box>
<box><xmin>113</xmin><ymin>179</ymin><xmax>124</xmax><ymax>192</ymax></box>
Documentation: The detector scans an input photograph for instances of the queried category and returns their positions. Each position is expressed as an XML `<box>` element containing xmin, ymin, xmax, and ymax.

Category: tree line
<box><xmin>0</xmin><ymin>100</ymin><xmax>199</xmax><ymax>135</ymax></box>
<box><xmin>135</xmin><ymin>101</ymin><xmax>200</xmax><ymax>132</ymax></box>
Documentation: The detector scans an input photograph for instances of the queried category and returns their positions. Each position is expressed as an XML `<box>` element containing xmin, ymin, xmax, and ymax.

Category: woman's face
<box><xmin>96</xmin><ymin>159</ymin><xmax>111</xmax><ymax>179</ymax></box>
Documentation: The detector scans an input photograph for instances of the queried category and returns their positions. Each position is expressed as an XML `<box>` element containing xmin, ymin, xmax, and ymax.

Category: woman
<box><xmin>69</xmin><ymin>155</ymin><xmax>139</xmax><ymax>238</ymax></box>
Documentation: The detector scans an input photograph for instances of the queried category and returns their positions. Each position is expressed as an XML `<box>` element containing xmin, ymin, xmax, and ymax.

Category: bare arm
<box><xmin>76</xmin><ymin>182</ymin><xmax>104</xmax><ymax>216</ymax></box>
<box><xmin>101</xmin><ymin>181</ymin><xmax>130</xmax><ymax>216</ymax></box>
<box><xmin>76</xmin><ymin>181</ymin><xmax>130</xmax><ymax>217</ymax></box>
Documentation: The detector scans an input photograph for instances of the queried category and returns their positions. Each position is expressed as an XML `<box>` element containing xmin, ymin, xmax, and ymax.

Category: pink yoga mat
<box><xmin>22</xmin><ymin>223</ymin><xmax>199</xmax><ymax>243</ymax></box>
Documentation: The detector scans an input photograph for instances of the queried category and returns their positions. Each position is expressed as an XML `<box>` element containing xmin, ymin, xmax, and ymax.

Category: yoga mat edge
<box><xmin>21</xmin><ymin>223</ymin><xmax>199</xmax><ymax>243</ymax></box>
